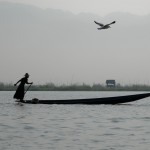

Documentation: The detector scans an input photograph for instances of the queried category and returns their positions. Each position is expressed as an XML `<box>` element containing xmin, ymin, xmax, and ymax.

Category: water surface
<box><xmin>0</xmin><ymin>91</ymin><xmax>150</xmax><ymax>150</ymax></box>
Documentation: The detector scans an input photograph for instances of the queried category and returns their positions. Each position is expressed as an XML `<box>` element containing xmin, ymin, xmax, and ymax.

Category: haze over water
<box><xmin>0</xmin><ymin>1</ymin><xmax>150</xmax><ymax>85</ymax></box>
<box><xmin>1</xmin><ymin>1</ymin><xmax>150</xmax><ymax>149</ymax></box>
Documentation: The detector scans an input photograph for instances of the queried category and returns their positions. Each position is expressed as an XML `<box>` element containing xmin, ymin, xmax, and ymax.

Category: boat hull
<box><xmin>23</xmin><ymin>93</ymin><xmax>150</xmax><ymax>105</ymax></box>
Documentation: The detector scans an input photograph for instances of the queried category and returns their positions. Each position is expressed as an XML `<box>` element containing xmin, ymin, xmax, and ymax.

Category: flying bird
<box><xmin>94</xmin><ymin>21</ymin><xmax>116</xmax><ymax>30</ymax></box>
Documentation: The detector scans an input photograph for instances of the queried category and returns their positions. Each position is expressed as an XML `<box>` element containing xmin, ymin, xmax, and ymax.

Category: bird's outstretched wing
<box><xmin>107</xmin><ymin>21</ymin><xmax>116</xmax><ymax>26</ymax></box>
<box><xmin>94</xmin><ymin>21</ymin><xmax>104</xmax><ymax>27</ymax></box>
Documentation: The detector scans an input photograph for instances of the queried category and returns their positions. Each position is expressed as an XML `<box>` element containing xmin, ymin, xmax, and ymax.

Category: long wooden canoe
<box><xmin>22</xmin><ymin>93</ymin><xmax>150</xmax><ymax>105</ymax></box>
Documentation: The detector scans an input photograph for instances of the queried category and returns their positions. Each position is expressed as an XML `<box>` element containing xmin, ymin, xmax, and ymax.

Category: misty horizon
<box><xmin>1</xmin><ymin>2</ymin><xmax>150</xmax><ymax>85</ymax></box>
<box><xmin>1</xmin><ymin>0</ymin><xmax>150</xmax><ymax>16</ymax></box>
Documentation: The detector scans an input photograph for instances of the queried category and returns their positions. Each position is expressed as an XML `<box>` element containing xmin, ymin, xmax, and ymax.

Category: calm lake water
<box><xmin>0</xmin><ymin>91</ymin><xmax>150</xmax><ymax>150</ymax></box>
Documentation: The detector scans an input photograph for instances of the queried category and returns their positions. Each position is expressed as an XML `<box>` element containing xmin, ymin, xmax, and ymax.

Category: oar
<box><xmin>24</xmin><ymin>83</ymin><xmax>32</xmax><ymax>97</ymax></box>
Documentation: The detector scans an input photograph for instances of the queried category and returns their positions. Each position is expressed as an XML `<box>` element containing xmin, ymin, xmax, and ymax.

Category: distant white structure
<box><xmin>106</xmin><ymin>80</ymin><xmax>116</xmax><ymax>87</ymax></box>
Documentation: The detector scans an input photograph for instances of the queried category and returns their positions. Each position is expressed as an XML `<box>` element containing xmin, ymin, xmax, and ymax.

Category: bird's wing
<box><xmin>94</xmin><ymin>21</ymin><xmax>104</xmax><ymax>27</ymax></box>
<box><xmin>107</xmin><ymin>21</ymin><xmax>116</xmax><ymax>26</ymax></box>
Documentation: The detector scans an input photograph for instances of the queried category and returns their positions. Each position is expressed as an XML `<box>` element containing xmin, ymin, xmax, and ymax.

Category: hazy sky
<box><xmin>1</xmin><ymin>0</ymin><xmax>150</xmax><ymax>16</ymax></box>
<box><xmin>1</xmin><ymin>1</ymin><xmax>150</xmax><ymax>85</ymax></box>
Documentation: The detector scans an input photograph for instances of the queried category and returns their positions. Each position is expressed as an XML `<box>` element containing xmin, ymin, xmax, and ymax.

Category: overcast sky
<box><xmin>1</xmin><ymin>0</ymin><xmax>150</xmax><ymax>16</ymax></box>
<box><xmin>1</xmin><ymin>1</ymin><xmax>150</xmax><ymax>85</ymax></box>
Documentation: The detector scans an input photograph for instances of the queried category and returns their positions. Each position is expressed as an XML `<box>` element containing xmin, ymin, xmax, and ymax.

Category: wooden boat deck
<box><xmin>22</xmin><ymin>93</ymin><xmax>150</xmax><ymax>105</ymax></box>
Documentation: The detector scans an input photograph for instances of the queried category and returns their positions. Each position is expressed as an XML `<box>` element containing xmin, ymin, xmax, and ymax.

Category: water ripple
<box><xmin>0</xmin><ymin>91</ymin><xmax>150</xmax><ymax>150</ymax></box>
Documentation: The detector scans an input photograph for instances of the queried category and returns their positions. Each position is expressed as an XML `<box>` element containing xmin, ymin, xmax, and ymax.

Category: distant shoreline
<box><xmin>1</xmin><ymin>82</ymin><xmax>150</xmax><ymax>91</ymax></box>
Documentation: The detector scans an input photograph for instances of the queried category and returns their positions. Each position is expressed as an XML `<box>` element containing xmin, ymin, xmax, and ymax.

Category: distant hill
<box><xmin>0</xmin><ymin>2</ymin><xmax>150</xmax><ymax>84</ymax></box>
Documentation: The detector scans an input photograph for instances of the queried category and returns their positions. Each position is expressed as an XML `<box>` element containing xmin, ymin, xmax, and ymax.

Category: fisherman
<box><xmin>14</xmin><ymin>73</ymin><xmax>33</xmax><ymax>102</ymax></box>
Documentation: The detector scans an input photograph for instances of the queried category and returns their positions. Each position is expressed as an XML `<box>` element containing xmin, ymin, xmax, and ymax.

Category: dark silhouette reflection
<box><xmin>14</xmin><ymin>73</ymin><xmax>33</xmax><ymax>102</ymax></box>
<box><xmin>94</xmin><ymin>21</ymin><xmax>116</xmax><ymax>30</ymax></box>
